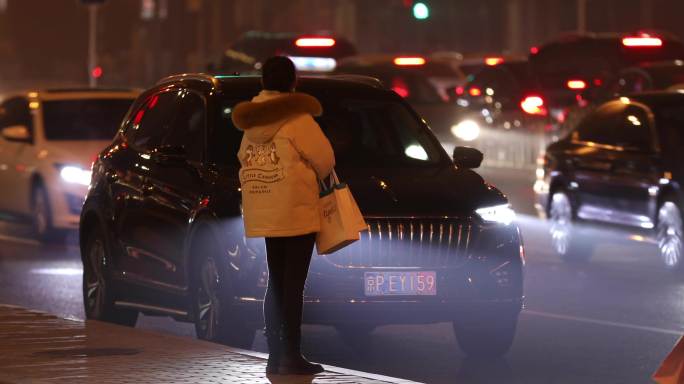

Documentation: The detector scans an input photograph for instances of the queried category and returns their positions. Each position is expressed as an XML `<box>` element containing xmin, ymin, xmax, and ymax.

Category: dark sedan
<box><xmin>79</xmin><ymin>74</ymin><xmax>524</xmax><ymax>357</ymax></box>
<box><xmin>536</xmin><ymin>91</ymin><xmax>684</xmax><ymax>270</ymax></box>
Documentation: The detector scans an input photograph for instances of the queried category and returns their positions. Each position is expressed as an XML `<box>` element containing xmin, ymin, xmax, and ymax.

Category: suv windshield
<box><xmin>216</xmin><ymin>95</ymin><xmax>447</xmax><ymax>167</ymax></box>
<box><xmin>315</xmin><ymin>97</ymin><xmax>446</xmax><ymax>166</ymax></box>
<box><xmin>42</xmin><ymin>98</ymin><xmax>134</xmax><ymax>141</ymax></box>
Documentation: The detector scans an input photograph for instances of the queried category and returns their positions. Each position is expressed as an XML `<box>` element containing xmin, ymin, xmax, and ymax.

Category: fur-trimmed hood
<box><xmin>232</xmin><ymin>91</ymin><xmax>323</xmax><ymax>144</ymax></box>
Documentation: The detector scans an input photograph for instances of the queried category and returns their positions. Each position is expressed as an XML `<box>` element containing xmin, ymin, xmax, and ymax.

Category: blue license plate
<box><xmin>364</xmin><ymin>271</ymin><xmax>437</xmax><ymax>296</ymax></box>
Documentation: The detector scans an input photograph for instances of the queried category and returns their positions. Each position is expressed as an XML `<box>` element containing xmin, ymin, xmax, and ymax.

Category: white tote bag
<box><xmin>316</xmin><ymin>170</ymin><xmax>367</xmax><ymax>255</ymax></box>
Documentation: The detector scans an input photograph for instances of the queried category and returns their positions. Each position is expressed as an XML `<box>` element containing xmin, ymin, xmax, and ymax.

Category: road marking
<box><xmin>524</xmin><ymin>309</ymin><xmax>684</xmax><ymax>336</ymax></box>
<box><xmin>0</xmin><ymin>234</ymin><xmax>40</xmax><ymax>247</ymax></box>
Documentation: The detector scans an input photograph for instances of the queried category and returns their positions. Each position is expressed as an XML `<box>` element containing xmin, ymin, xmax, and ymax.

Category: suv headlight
<box><xmin>58</xmin><ymin>165</ymin><xmax>92</xmax><ymax>186</ymax></box>
<box><xmin>476</xmin><ymin>204</ymin><xmax>515</xmax><ymax>225</ymax></box>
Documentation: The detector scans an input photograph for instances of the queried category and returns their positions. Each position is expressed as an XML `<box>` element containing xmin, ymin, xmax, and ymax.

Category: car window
<box><xmin>128</xmin><ymin>92</ymin><xmax>177</xmax><ymax>151</ymax></box>
<box><xmin>615</xmin><ymin>105</ymin><xmax>653</xmax><ymax>151</ymax></box>
<box><xmin>210</xmin><ymin>99</ymin><xmax>246</xmax><ymax>166</ymax></box>
<box><xmin>42</xmin><ymin>99</ymin><xmax>133</xmax><ymax>141</ymax></box>
<box><xmin>387</xmin><ymin>75</ymin><xmax>442</xmax><ymax>104</ymax></box>
<box><xmin>159</xmin><ymin>90</ymin><xmax>205</xmax><ymax>162</ymax></box>
<box><xmin>574</xmin><ymin>101</ymin><xmax>626</xmax><ymax>145</ymax></box>
<box><xmin>316</xmin><ymin>98</ymin><xmax>444</xmax><ymax>166</ymax></box>
<box><xmin>0</xmin><ymin>97</ymin><xmax>33</xmax><ymax>133</ymax></box>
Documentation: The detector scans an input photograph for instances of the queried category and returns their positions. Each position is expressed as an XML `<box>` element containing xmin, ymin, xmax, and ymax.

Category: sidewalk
<box><xmin>0</xmin><ymin>304</ymin><xmax>420</xmax><ymax>384</ymax></box>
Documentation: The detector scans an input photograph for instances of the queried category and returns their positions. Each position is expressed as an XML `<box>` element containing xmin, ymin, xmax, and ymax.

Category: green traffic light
<box><xmin>413</xmin><ymin>2</ymin><xmax>429</xmax><ymax>20</ymax></box>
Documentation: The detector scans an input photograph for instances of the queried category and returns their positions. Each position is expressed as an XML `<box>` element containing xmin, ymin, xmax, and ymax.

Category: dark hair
<box><xmin>261</xmin><ymin>56</ymin><xmax>296</xmax><ymax>92</ymax></box>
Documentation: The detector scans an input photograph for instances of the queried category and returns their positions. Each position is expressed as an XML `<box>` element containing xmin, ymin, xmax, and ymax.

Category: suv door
<box><xmin>603</xmin><ymin>104</ymin><xmax>660</xmax><ymax>228</ymax></box>
<box><xmin>141</xmin><ymin>88</ymin><xmax>207</xmax><ymax>290</ymax></box>
<box><xmin>568</xmin><ymin>101</ymin><xmax>625</xmax><ymax>222</ymax></box>
<box><xmin>113</xmin><ymin>91</ymin><xmax>177</xmax><ymax>283</ymax></box>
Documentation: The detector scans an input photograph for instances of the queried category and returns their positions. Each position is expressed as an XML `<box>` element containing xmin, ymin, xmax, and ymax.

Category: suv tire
<box><xmin>657</xmin><ymin>200</ymin><xmax>684</xmax><ymax>271</ymax></box>
<box><xmin>82</xmin><ymin>226</ymin><xmax>138</xmax><ymax>326</ymax></box>
<box><xmin>549</xmin><ymin>191</ymin><xmax>593</xmax><ymax>262</ymax></box>
<box><xmin>191</xmin><ymin>224</ymin><xmax>255</xmax><ymax>349</ymax></box>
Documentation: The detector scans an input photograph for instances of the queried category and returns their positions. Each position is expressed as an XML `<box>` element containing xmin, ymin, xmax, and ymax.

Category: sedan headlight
<box><xmin>476</xmin><ymin>204</ymin><xmax>515</xmax><ymax>225</ymax></box>
<box><xmin>59</xmin><ymin>165</ymin><xmax>92</xmax><ymax>186</ymax></box>
<box><xmin>451</xmin><ymin>120</ymin><xmax>480</xmax><ymax>141</ymax></box>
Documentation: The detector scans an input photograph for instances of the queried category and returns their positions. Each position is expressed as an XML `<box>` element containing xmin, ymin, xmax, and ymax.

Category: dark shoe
<box><xmin>265</xmin><ymin>330</ymin><xmax>281</xmax><ymax>374</ymax></box>
<box><xmin>278</xmin><ymin>335</ymin><xmax>324</xmax><ymax>375</ymax></box>
<box><xmin>278</xmin><ymin>353</ymin><xmax>324</xmax><ymax>375</ymax></box>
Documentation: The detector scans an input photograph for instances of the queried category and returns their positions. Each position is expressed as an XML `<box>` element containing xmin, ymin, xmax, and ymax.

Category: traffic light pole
<box><xmin>88</xmin><ymin>4</ymin><xmax>98</xmax><ymax>88</ymax></box>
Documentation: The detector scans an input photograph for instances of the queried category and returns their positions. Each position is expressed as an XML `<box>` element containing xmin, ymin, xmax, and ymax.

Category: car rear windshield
<box><xmin>648</xmin><ymin>65</ymin><xmax>684</xmax><ymax>89</ymax></box>
<box><xmin>42</xmin><ymin>98</ymin><xmax>134</xmax><ymax>141</ymax></box>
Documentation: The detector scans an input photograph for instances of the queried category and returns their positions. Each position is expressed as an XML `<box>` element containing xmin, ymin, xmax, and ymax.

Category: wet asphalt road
<box><xmin>0</xmin><ymin>166</ymin><xmax>681</xmax><ymax>384</ymax></box>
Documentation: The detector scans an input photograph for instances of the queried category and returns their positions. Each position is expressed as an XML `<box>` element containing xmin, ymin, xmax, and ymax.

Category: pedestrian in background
<box><xmin>232</xmin><ymin>56</ymin><xmax>335</xmax><ymax>375</ymax></box>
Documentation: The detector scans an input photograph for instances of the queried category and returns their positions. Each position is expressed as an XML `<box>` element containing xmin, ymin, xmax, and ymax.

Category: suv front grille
<box><xmin>321</xmin><ymin>217</ymin><xmax>474</xmax><ymax>269</ymax></box>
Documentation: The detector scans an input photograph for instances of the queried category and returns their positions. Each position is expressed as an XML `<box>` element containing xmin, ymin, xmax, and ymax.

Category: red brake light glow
<box><xmin>622</xmin><ymin>36</ymin><xmax>663</xmax><ymax>47</ymax></box>
<box><xmin>567</xmin><ymin>79</ymin><xmax>587</xmax><ymax>90</ymax></box>
<box><xmin>393</xmin><ymin>57</ymin><xmax>426</xmax><ymax>66</ymax></box>
<box><xmin>295</xmin><ymin>37</ymin><xmax>336</xmax><ymax>47</ymax></box>
<box><xmin>530</xmin><ymin>46</ymin><xmax>539</xmax><ymax>55</ymax></box>
<box><xmin>485</xmin><ymin>57</ymin><xmax>504</xmax><ymax>66</ymax></box>
<box><xmin>469</xmin><ymin>87</ymin><xmax>482</xmax><ymax>97</ymax></box>
<box><xmin>391</xmin><ymin>77</ymin><xmax>410</xmax><ymax>98</ymax></box>
<box><xmin>521</xmin><ymin>95</ymin><xmax>547</xmax><ymax>116</ymax></box>
<box><xmin>455</xmin><ymin>86</ymin><xmax>465</xmax><ymax>96</ymax></box>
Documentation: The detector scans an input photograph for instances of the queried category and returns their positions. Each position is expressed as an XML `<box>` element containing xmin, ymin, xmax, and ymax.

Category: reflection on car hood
<box><xmin>338</xmin><ymin>165</ymin><xmax>507</xmax><ymax>217</ymax></box>
<box><xmin>43</xmin><ymin>140</ymin><xmax>111</xmax><ymax>168</ymax></box>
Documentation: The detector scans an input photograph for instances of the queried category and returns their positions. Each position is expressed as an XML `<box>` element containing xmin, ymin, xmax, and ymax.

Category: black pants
<box><xmin>264</xmin><ymin>233</ymin><xmax>316</xmax><ymax>340</ymax></box>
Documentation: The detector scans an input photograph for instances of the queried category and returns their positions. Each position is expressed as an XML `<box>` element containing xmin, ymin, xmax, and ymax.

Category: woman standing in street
<box><xmin>232</xmin><ymin>56</ymin><xmax>335</xmax><ymax>375</ymax></box>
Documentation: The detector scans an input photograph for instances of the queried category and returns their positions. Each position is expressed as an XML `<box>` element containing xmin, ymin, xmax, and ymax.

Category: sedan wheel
<box><xmin>657</xmin><ymin>201</ymin><xmax>684</xmax><ymax>270</ymax></box>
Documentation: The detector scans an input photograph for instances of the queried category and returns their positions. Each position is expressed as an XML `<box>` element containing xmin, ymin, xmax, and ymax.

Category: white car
<box><xmin>0</xmin><ymin>89</ymin><xmax>139</xmax><ymax>241</ymax></box>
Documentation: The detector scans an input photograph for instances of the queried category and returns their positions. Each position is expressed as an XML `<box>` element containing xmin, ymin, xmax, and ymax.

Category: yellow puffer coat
<box><xmin>232</xmin><ymin>90</ymin><xmax>335</xmax><ymax>238</ymax></box>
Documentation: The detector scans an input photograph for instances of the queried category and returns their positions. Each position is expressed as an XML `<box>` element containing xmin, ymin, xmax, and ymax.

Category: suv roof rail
<box><xmin>320</xmin><ymin>74</ymin><xmax>384</xmax><ymax>89</ymax></box>
<box><xmin>156</xmin><ymin>73</ymin><xmax>219</xmax><ymax>87</ymax></box>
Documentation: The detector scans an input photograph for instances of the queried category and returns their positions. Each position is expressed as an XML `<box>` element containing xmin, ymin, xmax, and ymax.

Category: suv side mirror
<box><xmin>1</xmin><ymin>125</ymin><xmax>31</xmax><ymax>143</ymax></box>
<box><xmin>152</xmin><ymin>145</ymin><xmax>187</xmax><ymax>164</ymax></box>
<box><xmin>453</xmin><ymin>146</ymin><xmax>483</xmax><ymax>169</ymax></box>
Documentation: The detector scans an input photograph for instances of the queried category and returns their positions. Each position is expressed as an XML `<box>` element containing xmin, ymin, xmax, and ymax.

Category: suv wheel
<box><xmin>452</xmin><ymin>310</ymin><xmax>518</xmax><ymax>358</ymax></box>
<box><xmin>82</xmin><ymin>227</ymin><xmax>138</xmax><ymax>326</ymax></box>
<box><xmin>191</xmin><ymin>226</ymin><xmax>255</xmax><ymax>349</ymax></box>
<box><xmin>657</xmin><ymin>201</ymin><xmax>684</xmax><ymax>271</ymax></box>
<box><xmin>549</xmin><ymin>191</ymin><xmax>593</xmax><ymax>262</ymax></box>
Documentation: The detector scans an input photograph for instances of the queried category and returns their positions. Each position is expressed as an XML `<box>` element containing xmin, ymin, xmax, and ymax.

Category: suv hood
<box><xmin>339</xmin><ymin>165</ymin><xmax>507</xmax><ymax>217</ymax></box>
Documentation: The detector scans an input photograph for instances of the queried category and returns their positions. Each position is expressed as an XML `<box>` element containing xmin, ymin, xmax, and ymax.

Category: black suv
<box><xmin>79</xmin><ymin>74</ymin><xmax>524</xmax><ymax>357</ymax></box>
<box><xmin>536</xmin><ymin>92</ymin><xmax>684</xmax><ymax>270</ymax></box>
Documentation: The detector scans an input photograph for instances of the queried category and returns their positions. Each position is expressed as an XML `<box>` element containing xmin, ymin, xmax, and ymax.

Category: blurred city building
<box><xmin>0</xmin><ymin>0</ymin><xmax>680</xmax><ymax>90</ymax></box>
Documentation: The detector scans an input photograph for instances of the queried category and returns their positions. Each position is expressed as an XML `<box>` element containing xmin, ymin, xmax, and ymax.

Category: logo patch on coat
<box><xmin>242</xmin><ymin>143</ymin><xmax>280</xmax><ymax>167</ymax></box>
<box><xmin>239</xmin><ymin>142</ymin><xmax>285</xmax><ymax>192</ymax></box>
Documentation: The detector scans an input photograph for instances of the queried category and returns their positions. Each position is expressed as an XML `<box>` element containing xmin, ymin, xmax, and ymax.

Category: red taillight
<box><xmin>469</xmin><ymin>87</ymin><xmax>482</xmax><ymax>97</ymax></box>
<box><xmin>455</xmin><ymin>86</ymin><xmax>465</xmax><ymax>96</ymax></box>
<box><xmin>520</xmin><ymin>95</ymin><xmax>547</xmax><ymax>116</ymax></box>
<box><xmin>393</xmin><ymin>57</ymin><xmax>426</xmax><ymax>66</ymax></box>
<box><xmin>567</xmin><ymin>79</ymin><xmax>587</xmax><ymax>90</ymax></box>
<box><xmin>391</xmin><ymin>77</ymin><xmax>410</xmax><ymax>98</ymax></box>
<box><xmin>485</xmin><ymin>57</ymin><xmax>504</xmax><ymax>66</ymax></box>
<box><xmin>295</xmin><ymin>37</ymin><xmax>336</xmax><ymax>47</ymax></box>
<box><xmin>593</xmin><ymin>78</ymin><xmax>603</xmax><ymax>86</ymax></box>
<box><xmin>622</xmin><ymin>36</ymin><xmax>663</xmax><ymax>47</ymax></box>
<box><xmin>530</xmin><ymin>46</ymin><xmax>539</xmax><ymax>55</ymax></box>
